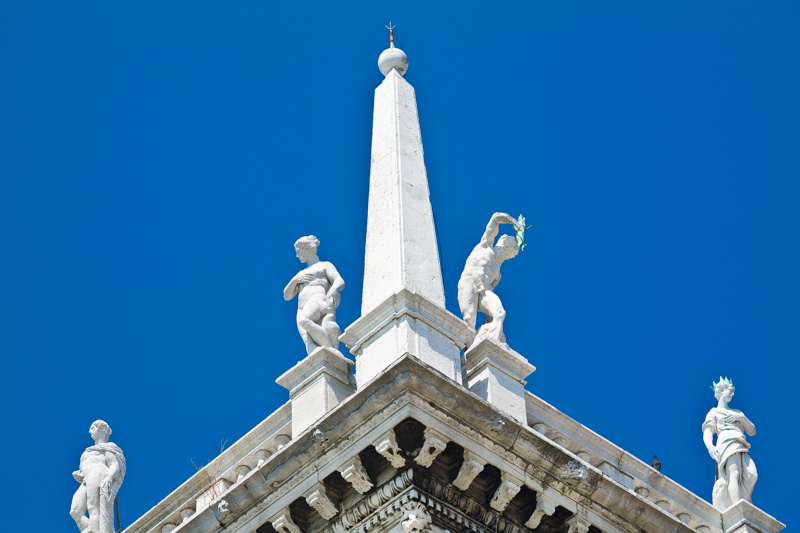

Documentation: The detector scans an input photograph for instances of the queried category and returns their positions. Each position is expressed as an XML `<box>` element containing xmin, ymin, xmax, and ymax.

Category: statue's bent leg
<box><xmin>70</xmin><ymin>485</ymin><xmax>89</xmax><ymax>531</ymax></box>
<box><xmin>321</xmin><ymin>313</ymin><xmax>340</xmax><ymax>348</ymax></box>
<box><xmin>478</xmin><ymin>290</ymin><xmax>506</xmax><ymax>341</ymax></box>
<box><xmin>298</xmin><ymin>304</ymin><xmax>333</xmax><ymax>350</ymax></box>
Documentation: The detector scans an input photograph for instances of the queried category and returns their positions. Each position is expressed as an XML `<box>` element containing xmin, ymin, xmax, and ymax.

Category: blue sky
<box><xmin>1</xmin><ymin>1</ymin><xmax>798</xmax><ymax>530</ymax></box>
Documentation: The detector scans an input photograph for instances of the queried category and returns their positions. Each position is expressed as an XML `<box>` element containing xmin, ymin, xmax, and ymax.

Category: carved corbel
<box><xmin>340</xmin><ymin>456</ymin><xmax>373</xmax><ymax>494</ymax></box>
<box><xmin>271</xmin><ymin>510</ymin><xmax>301</xmax><ymax>533</ymax></box>
<box><xmin>305</xmin><ymin>484</ymin><xmax>338</xmax><ymax>520</ymax></box>
<box><xmin>565</xmin><ymin>515</ymin><xmax>591</xmax><ymax>533</ymax></box>
<box><xmin>452</xmin><ymin>452</ymin><xmax>485</xmax><ymax>491</ymax></box>
<box><xmin>374</xmin><ymin>430</ymin><xmax>405</xmax><ymax>468</ymax></box>
<box><xmin>414</xmin><ymin>428</ymin><xmax>447</xmax><ymax>468</ymax></box>
<box><xmin>489</xmin><ymin>476</ymin><xmax>521</xmax><ymax>512</ymax></box>
<box><xmin>524</xmin><ymin>493</ymin><xmax>557</xmax><ymax>529</ymax></box>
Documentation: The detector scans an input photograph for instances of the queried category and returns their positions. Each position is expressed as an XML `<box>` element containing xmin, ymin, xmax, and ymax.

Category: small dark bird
<box><xmin>651</xmin><ymin>455</ymin><xmax>661</xmax><ymax>471</ymax></box>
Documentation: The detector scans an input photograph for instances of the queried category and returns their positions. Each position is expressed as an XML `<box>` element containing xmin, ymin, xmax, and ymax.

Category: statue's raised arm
<box><xmin>480</xmin><ymin>212</ymin><xmax>523</xmax><ymax>247</ymax></box>
<box><xmin>702</xmin><ymin>377</ymin><xmax>758</xmax><ymax>511</ymax></box>
<box><xmin>284</xmin><ymin>235</ymin><xmax>345</xmax><ymax>355</ymax></box>
<box><xmin>458</xmin><ymin>212</ymin><xmax>527</xmax><ymax>349</ymax></box>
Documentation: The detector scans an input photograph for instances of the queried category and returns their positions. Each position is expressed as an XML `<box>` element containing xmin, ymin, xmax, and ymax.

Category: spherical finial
<box><xmin>379</xmin><ymin>22</ymin><xmax>408</xmax><ymax>76</ymax></box>
<box><xmin>378</xmin><ymin>47</ymin><xmax>408</xmax><ymax>76</ymax></box>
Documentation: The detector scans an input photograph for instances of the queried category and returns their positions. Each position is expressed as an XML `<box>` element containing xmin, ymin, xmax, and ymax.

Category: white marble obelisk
<box><xmin>361</xmin><ymin>67</ymin><xmax>444</xmax><ymax>313</ymax></box>
<box><xmin>342</xmin><ymin>44</ymin><xmax>472</xmax><ymax>387</ymax></box>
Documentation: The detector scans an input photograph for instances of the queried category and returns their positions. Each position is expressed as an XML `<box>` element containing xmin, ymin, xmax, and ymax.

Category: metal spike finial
<box><xmin>385</xmin><ymin>22</ymin><xmax>396</xmax><ymax>48</ymax></box>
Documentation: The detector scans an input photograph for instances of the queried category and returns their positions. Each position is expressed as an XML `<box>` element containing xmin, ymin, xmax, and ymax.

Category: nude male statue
<box><xmin>70</xmin><ymin>420</ymin><xmax>126</xmax><ymax>533</ymax></box>
<box><xmin>457</xmin><ymin>213</ymin><xmax>524</xmax><ymax>347</ymax></box>
<box><xmin>284</xmin><ymin>235</ymin><xmax>345</xmax><ymax>354</ymax></box>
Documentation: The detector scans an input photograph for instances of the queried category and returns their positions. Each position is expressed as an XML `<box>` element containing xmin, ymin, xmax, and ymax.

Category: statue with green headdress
<box><xmin>457</xmin><ymin>212</ymin><xmax>530</xmax><ymax>348</ymax></box>
<box><xmin>702</xmin><ymin>377</ymin><xmax>758</xmax><ymax>510</ymax></box>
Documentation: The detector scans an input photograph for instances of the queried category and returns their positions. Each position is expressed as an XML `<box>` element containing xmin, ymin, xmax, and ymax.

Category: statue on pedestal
<box><xmin>284</xmin><ymin>236</ymin><xmax>345</xmax><ymax>355</ymax></box>
<box><xmin>70</xmin><ymin>420</ymin><xmax>126</xmax><ymax>533</ymax></box>
<box><xmin>702</xmin><ymin>377</ymin><xmax>758</xmax><ymax>510</ymax></box>
<box><xmin>458</xmin><ymin>213</ymin><xmax>525</xmax><ymax>348</ymax></box>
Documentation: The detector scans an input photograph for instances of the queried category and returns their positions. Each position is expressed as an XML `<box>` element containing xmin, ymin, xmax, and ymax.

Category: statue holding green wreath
<box><xmin>457</xmin><ymin>212</ymin><xmax>529</xmax><ymax>348</ymax></box>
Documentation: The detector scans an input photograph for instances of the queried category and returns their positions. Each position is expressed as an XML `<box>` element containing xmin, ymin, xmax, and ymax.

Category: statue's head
<box><xmin>711</xmin><ymin>377</ymin><xmax>735</xmax><ymax>401</ymax></box>
<box><xmin>89</xmin><ymin>419</ymin><xmax>111</xmax><ymax>441</ymax></box>
<box><xmin>294</xmin><ymin>235</ymin><xmax>320</xmax><ymax>263</ymax></box>
<box><xmin>496</xmin><ymin>234</ymin><xmax>520</xmax><ymax>260</ymax></box>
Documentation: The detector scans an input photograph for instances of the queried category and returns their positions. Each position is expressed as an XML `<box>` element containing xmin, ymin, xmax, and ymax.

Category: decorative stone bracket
<box><xmin>305</xmin><ymin>483</ymin><xmax>338</xmax><ymax>520</ymax></box>
<box><xmin>374</xmin><ymin>430</ymin><xmax>406</xmax><ymax>468</ymax></box>
<box><xmin>271</xmin><ymin>510</ymin><xmax>301</xmax><ymax>533</ymax></box>
<box><xmin>489</xmin><ymin>476</ymin><xmax>521</xmax><ymax>512</ymax></box>
<box><xmin>340</xmin><ymin>456</ymin><xmax>374</xmax><ymax>494</ymax></box>
<box><xmin>565</xmin><ymin>515</ymin><xmax>591</xmax><ymax>533</ymax></box>
<box><xmin>414</xmin><ymin>428</ymin><xmax>447</xmax><ymax>468</ymax></box>
<box><xmin>525</xmin><ymin>494</ymin><xmax>558</xmax><ymax>529</ymax></box>
<box><xmin>452</xmin><ymin>452</ymin><xmax>485</xmax><ymax>491</ymax></box>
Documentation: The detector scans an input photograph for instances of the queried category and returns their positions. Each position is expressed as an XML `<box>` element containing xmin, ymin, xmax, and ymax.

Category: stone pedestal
<box><xmin>276</xmin><ymin>347</ymin><xmax>356</xmax><ymax>438</ymax></box>
<box><xmin>722</xmin><ymin>500</ymin><xmax>785</xmax><ymax>533</ymax></box>
<box><xmin>464</xmin><ymin>338</ymin><xmax>535</xmax><ymax>423</ymax></box>
<box><xmin>341</xmin><ymin>289</ymin><xmax>473</xmax><ymax>387</ymax></box>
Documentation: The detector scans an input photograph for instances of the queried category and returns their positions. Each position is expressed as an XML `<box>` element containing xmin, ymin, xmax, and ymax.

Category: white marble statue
<box><xmin>70</xmin><ymin>420</ymin><xmax>126</xmax><ymax>533</ymax></box>
<box><xmin>284</xmin><ymin>236</ymin><xmax>345</xmax><ymax>354</ymax></box>
<box><xmin>702</xmin><ymin>377</ymin><xmax>758</xmax><ymax>510</ymax></box>
<box><xmin>457</xmin><ymin>213</ymin><xmax>524</xmax><ymax>347</ymax></box>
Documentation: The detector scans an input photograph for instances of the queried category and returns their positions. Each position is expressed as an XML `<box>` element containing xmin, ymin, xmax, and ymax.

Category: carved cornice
<box><xmin>326</xmin><ymin>469</ymin><xmax>527</xmax><ymax>533</ymax></box>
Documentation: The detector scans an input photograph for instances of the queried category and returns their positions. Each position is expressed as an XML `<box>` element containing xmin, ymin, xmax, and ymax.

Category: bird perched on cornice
<box><xmin>652</xmin><ymin>455</ymin><xmax>662</xmax><ymax>471</ymax></box>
